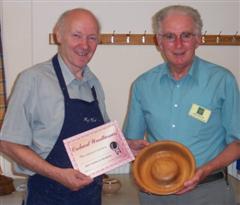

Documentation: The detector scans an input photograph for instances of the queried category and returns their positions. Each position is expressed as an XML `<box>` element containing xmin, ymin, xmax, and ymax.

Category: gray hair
<box><xmin>53</xmin><ymin>8</ymin><xmax>101</xmax><ymax>34</ymax></box>
<box><xmin>153</xmin><ymin>5</ymin><xmax>203</xmax><ymax>35</ymax></box>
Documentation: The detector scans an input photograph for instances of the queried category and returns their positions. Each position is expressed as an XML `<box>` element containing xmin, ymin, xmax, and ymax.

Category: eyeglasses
<box><xmin>158</xmin><ymin>32</ymin><xmax>197</xmax><ymax>42</ymax></box>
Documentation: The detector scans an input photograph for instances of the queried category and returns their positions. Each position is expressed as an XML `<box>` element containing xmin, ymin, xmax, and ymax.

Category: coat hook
<box><xmin>216</xmin><ymin>31</ymin><xmax>222</xmax><ymax>44</ymax></box>
<box><xmin>126</xmin><ymin>31</ymin><xmax>131</xmax><ymax>44</ymax></box>
<box><xmin>142</xmin><ymin>30</ymin><xmax>147</xmax><ymax>44</ymax></box>
<box><xmin>201</xmin><ymin>30</ymin><xmax>207</xmax><ymax>44</ymax></box>
<box><xmin>232</xmin><ymin>31</ymin><xmax>238</xmax><ymax>42</ymax></box>
<box><xmin>111</xmin><ymin>30</ymin><xmax>115</xmax><ymax>44</ymax></box>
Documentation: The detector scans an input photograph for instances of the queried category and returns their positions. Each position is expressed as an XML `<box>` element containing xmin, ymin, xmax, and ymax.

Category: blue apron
<box><xmin>237</xmin><ymin>159</ymin><xmax>240</xmax><ymax>173</ymax></box>
<box><xmin>25</xmin><ymin>55</ymin><xmax>105</xmax><ymax>205</ymax></box>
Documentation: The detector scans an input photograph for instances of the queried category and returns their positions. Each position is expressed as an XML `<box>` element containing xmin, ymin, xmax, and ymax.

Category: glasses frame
<box><xmin>158</xmin><ymin>32</ymin><xmax>198</xmax><ymax>43</ymax></box>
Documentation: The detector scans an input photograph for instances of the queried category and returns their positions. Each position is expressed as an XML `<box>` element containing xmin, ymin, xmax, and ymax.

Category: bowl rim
<box><xmin>132</xmin><ymin>140</ymin><xmax>196</xmax><ymax>195</ymax></box>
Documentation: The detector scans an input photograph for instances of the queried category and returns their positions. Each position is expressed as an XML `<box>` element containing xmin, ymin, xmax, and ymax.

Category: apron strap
<box><xmin>91</xmin><ymin>87</ymin><xmax>98</xmax><ymax>102</ymax></box>
<box><xmin>52</xmin><ymin>54</ymin><xmax>99</xmax><ymax>103</ymax></box>
<box><xmin>52</xmin><ymin>54</ymin><xmax>70</xmax><ymax>100</ymax></box>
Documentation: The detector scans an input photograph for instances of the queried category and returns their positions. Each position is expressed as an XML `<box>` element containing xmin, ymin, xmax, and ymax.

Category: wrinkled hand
<box><xmin>127</xmin><ymin>139</ymin><xmax>149</xmax><ymax>156</ymax></box>
<box><xmin>55</xmin><ymin>168</ymin><xmax>93</xmax><ymax>191</ymax></box>
<box><xmin>176</xmin><ymin>168</ymin><xmax>208</xmax><ymax>194</ymax></box>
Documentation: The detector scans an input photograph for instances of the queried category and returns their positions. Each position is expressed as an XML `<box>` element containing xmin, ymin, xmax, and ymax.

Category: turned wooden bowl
<box><xmin>102</xmin><ymin>177</ymin><xmax>121</xmax><ymax>195</ymax></box>
<box><xmin>0</xmin><ymin>175</ymin><xmax>15</xmax><ymax>195</ymax></box>
<box><xmin>132</xmin><ymin>140</ymin><xmax>195</xmax><ymax>195</ymax></box>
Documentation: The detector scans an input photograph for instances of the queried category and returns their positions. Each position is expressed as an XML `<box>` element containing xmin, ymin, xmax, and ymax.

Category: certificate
<box><xmin>63</xmin><ymin>121</ymin><xmax>135</xmax><ymax>178</ymax></box>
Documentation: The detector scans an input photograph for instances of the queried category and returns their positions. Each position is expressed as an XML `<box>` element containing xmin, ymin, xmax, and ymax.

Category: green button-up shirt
<box><xmin>124</xmin><ymin>56</ymin><xmax>240</xmax><ymax>167</ymax></box>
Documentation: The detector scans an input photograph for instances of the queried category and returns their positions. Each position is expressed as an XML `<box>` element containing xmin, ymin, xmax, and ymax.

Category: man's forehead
<box><xmin>64</xmin><ymin>12</ymin><xmax>99</xmax><ymax>31</ymax></box>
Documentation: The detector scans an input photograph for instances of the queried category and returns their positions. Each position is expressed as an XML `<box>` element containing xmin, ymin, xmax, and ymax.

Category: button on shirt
<box><xmin>0</xmin><ymin>55</ymin><xmax>109</xmax><ymax>175</ymax></box>
<box><xmin>123</xmin><ymin>56</ymin><xmax>240</xmax><ymax>167</ymax></box>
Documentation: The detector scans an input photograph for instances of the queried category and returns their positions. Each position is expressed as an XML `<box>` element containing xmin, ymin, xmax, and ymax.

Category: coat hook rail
<box><xmin>49</xmin><ymin>33</ymin><xmax>240</xmax><ymax>46</ymax></box>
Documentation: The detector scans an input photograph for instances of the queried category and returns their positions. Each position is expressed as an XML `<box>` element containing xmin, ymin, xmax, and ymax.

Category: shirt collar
<box><xmin>159</xmin><ymin>56</ymin><xmax>200</xmax><ymax>84</ymax></box>
<box><xmin>188</xmin><ymin>56</ymin><xmax>200</xmax><ymax>84</ymax></box>
<box><xmin>57</xmin><ymin>54</ymin><xmax>90</xmax><ymax>86</ymax></box>
<box><xmin>158</xmin><ymin>63</ymin><xmax>170</xmax><ymax>82</ymax></box>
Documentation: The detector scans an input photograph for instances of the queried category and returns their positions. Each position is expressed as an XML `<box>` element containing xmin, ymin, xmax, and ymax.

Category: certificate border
<box><xmin>63</xmin><ymin>121</ymin><xmax>134</xmax><ymax>177</ymax></box>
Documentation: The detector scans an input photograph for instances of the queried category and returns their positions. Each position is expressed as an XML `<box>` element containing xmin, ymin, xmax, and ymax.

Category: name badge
<box><xmin>188</xmin><ymin>104</ymin><xmax>211</xmax><ymax>123</ymax></box>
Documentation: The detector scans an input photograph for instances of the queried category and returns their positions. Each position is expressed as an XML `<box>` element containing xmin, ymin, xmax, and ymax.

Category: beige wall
<box><xmin>0</xmin><ymin>1</ymin><xmax>240</xmax><ymax>177</ymax></box>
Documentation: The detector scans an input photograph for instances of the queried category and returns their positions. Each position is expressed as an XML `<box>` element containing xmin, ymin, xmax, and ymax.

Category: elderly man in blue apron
<box><xmin>0</xmin><ymin>8</ymin><xmax>109</xmax><ymax>205</ymax></box>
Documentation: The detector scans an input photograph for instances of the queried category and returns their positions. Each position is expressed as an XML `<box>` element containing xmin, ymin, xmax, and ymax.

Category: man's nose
<box><xmin>174</xmin><ymin>36</ymin><xmax>184</xmax><ymax>47</ymax></box>
<box><xmin>79</xmin><ymin>37</ymin><xmax>89</xmax><ymax>49</ymax></box>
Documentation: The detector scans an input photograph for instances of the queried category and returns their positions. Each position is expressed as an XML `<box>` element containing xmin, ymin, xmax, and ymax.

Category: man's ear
<box><xmin>195</xmin><ymin>35</ymin><xmax>202</xmax><ymax>49</ymax></box>
<box><xmin>55</xmin><ymin>31</ymin><xmax>61</xmax><ymax>44</ymax></box>
<box><xmin>53</xmin><ymin>28</ymin><xmax>62</xmax><ymax>45</ymax></box>
<box><xmin>156</xmin><ymin>35</ymin><xmax>163</xmax><ymax>51</ymax></box>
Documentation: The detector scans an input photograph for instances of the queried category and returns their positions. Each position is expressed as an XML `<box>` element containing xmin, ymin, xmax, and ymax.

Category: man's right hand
<box><xmin>127</xmin><ymin>139</ymin><xmax>149</xmax><ymax>156</ymax></box>
<box><xmin>0</xmin><ymin>140</ymin><xmax>93</xmax><ymax>191</ymax></box>
<box><xmin>54</xmin><ymin>168</ymin><xmax>93</xmax><ymax>191</ymax></box>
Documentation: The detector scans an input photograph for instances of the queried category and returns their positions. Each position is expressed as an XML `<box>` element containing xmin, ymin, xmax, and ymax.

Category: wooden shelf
<box><xmin>49</xmin><ymin>33</ymin><xmax>240</xmax><ymax>46</ymax></box>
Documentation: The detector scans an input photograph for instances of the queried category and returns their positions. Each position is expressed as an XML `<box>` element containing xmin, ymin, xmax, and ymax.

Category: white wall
<box><xmin>0</xmin><ymin>0</ymin><xmax>239</xmax><ymax>177</ymax></box>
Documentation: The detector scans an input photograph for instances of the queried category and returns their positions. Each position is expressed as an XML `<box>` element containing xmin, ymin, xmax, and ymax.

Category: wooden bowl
<box><xmin>102</xmin><ymin>178</ymin><xmax>121</xmax><ymax>195</ymax></box>
<box><xmin>0</xmin><ymin>175</ymin><xmax>15</xmax><ymax>195</ymax></box>
<box><xmin>132</xmin><ymin>140</ymin><xmax>195</xmax><ymax>195</ymax></box>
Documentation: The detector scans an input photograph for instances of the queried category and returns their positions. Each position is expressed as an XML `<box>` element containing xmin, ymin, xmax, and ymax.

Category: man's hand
<box><xmin>127</xmin><ymin>139</ymin><xmax>149</xmax><ymax>156</ymax></box>
<box><xmin>0</xmin><ymin>140</ymin><xmax>94</xmax><ymax>191</ymax></box>
<box><xmin>176</xmin><ymin>167</ymin><xmax>208</xmax><ymax>194</ymax></box>
<box><xmin>54</xmin><ymin>168</ymin><xmax>93</xmax><ymax>191</ymax></box>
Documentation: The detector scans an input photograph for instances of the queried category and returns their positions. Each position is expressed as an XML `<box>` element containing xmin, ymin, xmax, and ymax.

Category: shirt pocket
<box><xmin>185</xmin><ymin>100</ymin><xmax>222</xmax><ymax>138</ymax></box>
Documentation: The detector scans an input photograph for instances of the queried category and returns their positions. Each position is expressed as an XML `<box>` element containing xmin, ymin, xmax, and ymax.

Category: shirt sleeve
<box><xmin>222</xmin><ymin>72</ymin><xmax>240</xmax><ymax>143</ymax></box>
<box><xmin>0</xmin><ymin>71</ymin><xmax>34</xmax><ymax>145</ymax></box>
<box><xmin>123</xmin><ymin>82</ymin><xmax>146</xmax><ymax>140</ymax></box>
